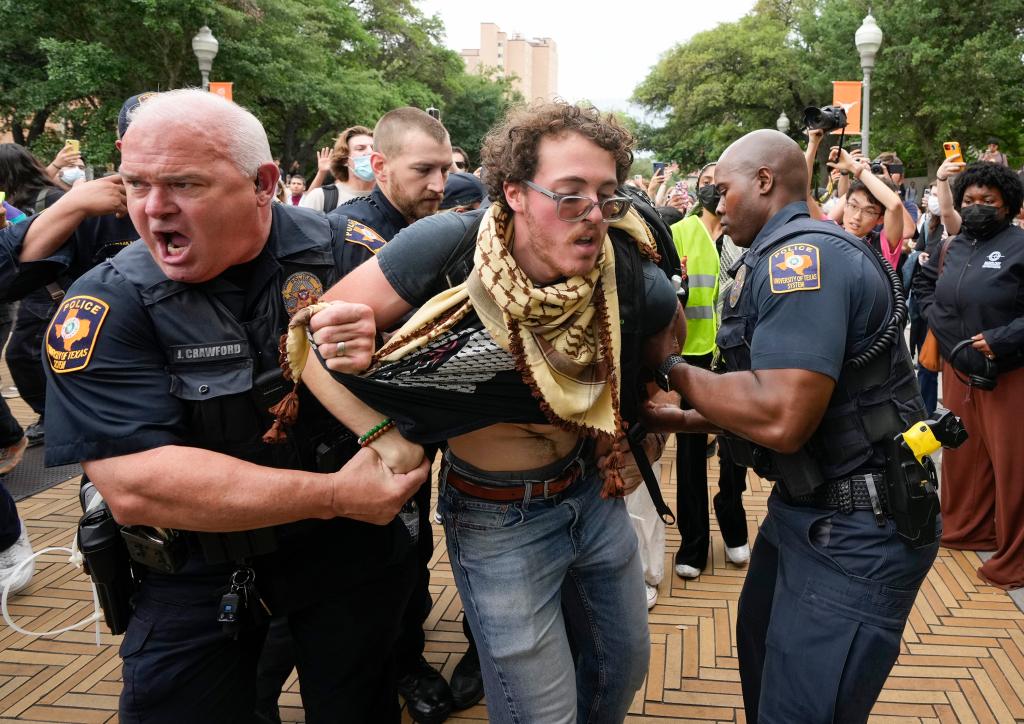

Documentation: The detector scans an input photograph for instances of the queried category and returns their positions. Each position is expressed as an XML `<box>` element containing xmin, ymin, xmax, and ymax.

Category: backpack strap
<box><xmin>34</xmin><ymin>188</ymin><xmax>50</xmax><ymax>214</ymax></box>
<box><xmin>321</xmin><ymin>185</ymin><xmax>339</xmax><ymax>213</ymax></box>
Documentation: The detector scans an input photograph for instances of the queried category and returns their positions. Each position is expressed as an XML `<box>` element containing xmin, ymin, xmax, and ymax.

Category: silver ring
<box><xmin>335</xmin><ymin>340</ymin><xmax>346</xmax><ymax>358</ymax></box>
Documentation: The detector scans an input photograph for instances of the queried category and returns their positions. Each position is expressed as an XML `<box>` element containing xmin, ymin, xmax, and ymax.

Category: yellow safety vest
<box><xmin>671</xmin><ymin>215</ymin><xmax>720</xmax><ymax>356</ymax></box>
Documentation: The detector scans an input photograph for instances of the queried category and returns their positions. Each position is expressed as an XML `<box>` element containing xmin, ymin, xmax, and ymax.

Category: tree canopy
<box><xmin>632</xmin><ymin>0</ymin><xmax>1024</xmax><ymax>176</ymax></box>
<box><xmin>0</xmin><ymin>0</ymin><xmax>519</xmax><ymax>175</ymax></box>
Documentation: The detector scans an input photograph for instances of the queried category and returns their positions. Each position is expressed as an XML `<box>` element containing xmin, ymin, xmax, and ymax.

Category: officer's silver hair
<box><xmin>125</xmin><ymin>88</ymin><xmax>272</xmax><ymax>178</ymax></box>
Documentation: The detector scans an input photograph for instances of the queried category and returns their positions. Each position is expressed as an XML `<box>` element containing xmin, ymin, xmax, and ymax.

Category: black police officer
<box><xmin>39</xmin><ymin>89</ymin><xmax>427</xmax><ymax>723</ymax></box>
<box><xmin>644</xmin><ymin>130</ymin><xmax>938</xmax><ymax>723</ymax></box>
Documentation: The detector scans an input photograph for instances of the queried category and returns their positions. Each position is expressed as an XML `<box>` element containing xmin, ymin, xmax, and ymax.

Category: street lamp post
<box><xmin>192</xmin><ymin>25</ymin><xmax>219</xmax><ymax>92</ymax></box>
<box><xmin>776</xmin><ymin>111</ymin><xmax>790</xmax><ymax>135</ymax></box>
<box><xmin>856</xmin><ymin>13</ymin><xmax>883</xmax><ymax>157</ymax></box>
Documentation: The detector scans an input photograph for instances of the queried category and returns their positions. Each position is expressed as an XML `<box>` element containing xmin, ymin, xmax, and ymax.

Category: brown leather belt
<box><xmin>444</xmin><ymin>461</ymin><xmax>584</xmax><ymax>502</ymax></box>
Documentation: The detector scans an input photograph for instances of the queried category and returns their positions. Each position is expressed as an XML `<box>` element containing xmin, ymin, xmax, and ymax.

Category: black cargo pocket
<box><xmin>168</xmin><ymin>359</ymin><xmax>253</xmax><ymax>401</ymax></box>
<box><xmin>118</xmin><ymin>613</ymin><xmax>153</xmax><ymax>659</ymax></box>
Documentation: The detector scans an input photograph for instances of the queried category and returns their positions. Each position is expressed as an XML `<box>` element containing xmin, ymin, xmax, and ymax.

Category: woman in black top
<box><xmin>914</xmin><ymin>162</ymin><xmax>1024</xmax><ymax>590</ymax></box>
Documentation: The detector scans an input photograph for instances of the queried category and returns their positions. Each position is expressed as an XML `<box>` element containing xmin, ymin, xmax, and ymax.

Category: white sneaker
<box><xmin>674</xmin><ymin>563</ymin><xmax>701</xmax><ymax>579</ymax></box>
<box><xmin>726</xmin><ymin>544</ymin><xmax>751</xmax><ymax>566</ymax></box>
<box><xmin>645</xmin><ymin>584</ymin><xmax>658</xmax><ymax>610</ymax></box>
<box><xmin>0</xmin><ymin>523</ymin><xmax>34</xmax><ymax>595</ymax></box>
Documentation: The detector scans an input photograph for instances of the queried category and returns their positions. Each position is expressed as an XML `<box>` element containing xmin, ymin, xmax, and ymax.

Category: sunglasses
<box><xmin>454</xmin><ymin>160</ymin><xmax>467</xmax><ymax>170</ymax></box>
<box><xmin>522</xmin><ymin>179</ymin><xmax>632</xmax><ymax>222</ymax></box>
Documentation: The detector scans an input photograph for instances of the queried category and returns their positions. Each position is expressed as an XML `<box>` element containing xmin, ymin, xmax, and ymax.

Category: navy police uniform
<box><xmin>329</xmin><ymin>185</ymin><xmax>441</xmax><ymax>681</ymax></box>
<box><xmin>1</xmin><ymin>197</ymin><xmax>137</xmax><ymax>418</ymax></box>
<box><xmin>330</xmin><ymin>185</ymin><xmax>407</xmax><ymax>271</ymax></box>
<box><xmin>718</xmin><ymin>203</ymin><xmax>938</xmax><ymax>723</ymax></box>
<box><xmin>42</xmin><ymin>203</ymin><xmax>416</xmax><ymax>723</ymax></box>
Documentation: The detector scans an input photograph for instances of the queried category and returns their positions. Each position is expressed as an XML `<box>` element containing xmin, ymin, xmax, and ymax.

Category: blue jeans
<box><xmin>438</xmin><ymin>453</ymin><xmax>650</xmax><ymax>724</ymax></box>
<box><xmin>737</xmin><ymin>489</ymin><xmax>939</xmax><ymax>723</ymax></box>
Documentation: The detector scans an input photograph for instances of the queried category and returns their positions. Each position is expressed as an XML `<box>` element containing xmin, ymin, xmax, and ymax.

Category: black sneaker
<box><xmin>24</xmin><ymin>422</ymin><xmax>44</xmax><ymax>448</ymax></box>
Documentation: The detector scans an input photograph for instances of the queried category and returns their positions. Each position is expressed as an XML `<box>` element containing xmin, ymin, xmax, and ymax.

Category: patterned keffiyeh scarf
<box><xmin>369</xmin><ymin>201</ymin><xmax>658</xmax><ymax>437</ymax></box>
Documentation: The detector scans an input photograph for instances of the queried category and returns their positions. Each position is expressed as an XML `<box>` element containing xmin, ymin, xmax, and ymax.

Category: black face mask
<box><xmin>960</xmin><ymin>203</ymin><xmax>1008</xmax><ymax>240</ymax></box>
<box><xmin>697</xmin><ymin>184</ymin><xmax>721</xmax><ymax>214</ymax></box>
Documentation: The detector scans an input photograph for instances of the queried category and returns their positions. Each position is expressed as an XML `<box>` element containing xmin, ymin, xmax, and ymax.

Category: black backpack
<box><xmin>321</xmin><ymin>184</ymin><xmax>340</xmax><ymax>213</ymax></box>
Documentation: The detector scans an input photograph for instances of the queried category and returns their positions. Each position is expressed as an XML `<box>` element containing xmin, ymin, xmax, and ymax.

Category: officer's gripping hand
<box><xmin>308</xmin><ymin>301</ymin><xmax>376</xmax><ymax>373</ymax></box>
<box><xmin>329</xmin><ymin>447</ymin><xmax>429</xmax><ymax>525</ymax></box>
<box><xmin>643</xmin><ymin>300</ymin><xmax>687</xmax><ymax>374</ymax></box>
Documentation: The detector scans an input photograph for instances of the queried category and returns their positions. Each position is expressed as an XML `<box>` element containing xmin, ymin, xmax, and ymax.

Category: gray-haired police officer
<box><xmin>39</xmin><ymin>89</ymin><xmax>427</xmax><ymax>723</ymax></box>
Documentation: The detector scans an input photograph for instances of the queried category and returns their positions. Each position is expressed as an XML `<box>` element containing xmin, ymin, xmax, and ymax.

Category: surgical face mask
<box><xmin>960</xmin><ymin>203</ymin><xmax>1007</xmax><ymax>241</ymax></box>
<box><xmin>352</xmin><ymin>155</ymin><xmax>375</xmax><ymax>182</ymax></box>
<box><xmin>59</xmin><ymin>166</ymin><xmax>86</xmax><ymax>185</ymax></box>
<box><xmin>696</xmin><ymin>184</ymin><xmax>721</xmax><ymax>214</ymax></box>
<box><xmin>927</xmin><ymin>195</ymin><xmax>940</xmax><ymax>215</ymax></box>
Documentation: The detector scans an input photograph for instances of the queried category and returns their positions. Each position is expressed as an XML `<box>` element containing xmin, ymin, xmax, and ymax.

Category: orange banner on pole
<box><xmin>209</xmin><ymin>82</ymin><xmax>233</xmax><ymax>101</ymax></box>
<box><xmin>831</xmin><ymin>81</ymin><xmax>862</xmax><ymax>135</ymax></box>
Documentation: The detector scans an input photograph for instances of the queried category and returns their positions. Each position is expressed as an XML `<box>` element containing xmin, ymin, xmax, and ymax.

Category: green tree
<box><xmin>0</xmin><ymin>0</ymin><xmax>519</xmax><ymax>177</ymax></box>
<box><xmin>632</xmin><ymin>11</ymin><xmax>818</xmax><ymax>170</ymax></box>
<box><xmin>439</xmin><ymin>72</ymin><xmax>522</xmax><ymax>165</ymax></box>
<box><xmin>632</xmin><ymin>0</ymin><xmax>1024</xmax><ymax>175</ymax></box>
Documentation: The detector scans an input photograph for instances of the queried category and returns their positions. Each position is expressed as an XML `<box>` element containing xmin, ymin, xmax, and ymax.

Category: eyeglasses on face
<box><xmin>454</xmin><ymin>160</ymin><xmax>467</xmax><ymax>169</ymax></box>
<box><xmin>521</xmin><ymin>179</ymin><xmax>631</xmax><ymax>222</ymax></box>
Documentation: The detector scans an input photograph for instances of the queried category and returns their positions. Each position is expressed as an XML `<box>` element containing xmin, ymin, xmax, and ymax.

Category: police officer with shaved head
<box><xmin>644</xmin><ymin>129</ymin><xmax>939</xmax><ymax>722</ymax></box>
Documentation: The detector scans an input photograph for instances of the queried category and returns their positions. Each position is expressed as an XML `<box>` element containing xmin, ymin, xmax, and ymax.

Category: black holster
<box><xmin>718</xmin><ymin>437</ymin><xmax>826</xmax><ymax>498</ymax></box>
<box><xmin>883</xmin><ymin>437</ymin><xmax>939</xmax><ymax>548</ymax></box>
<box><xmin>77</xmin><ymin>482</ymin><xmax>137</xmax><ymax>635</ymax></box>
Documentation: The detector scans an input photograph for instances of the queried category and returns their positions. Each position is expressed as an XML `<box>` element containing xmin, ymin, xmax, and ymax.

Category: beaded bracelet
<box><xmin>358</xmin><ymin>418</ymin><xmax>395</xmax><ymax>447</ymax></box>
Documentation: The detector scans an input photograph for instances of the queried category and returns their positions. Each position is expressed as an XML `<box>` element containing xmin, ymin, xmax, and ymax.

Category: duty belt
<box><xmin>790</xmin><ymin>472</ymin><xmax>890</xmax><ymax>517</ymax></box>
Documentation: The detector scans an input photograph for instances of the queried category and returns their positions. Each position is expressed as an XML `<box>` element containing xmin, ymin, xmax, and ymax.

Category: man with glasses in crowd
<box><xmin>450</xmin><ymin>146</ymin><xmax>469</xmax><ymax>173</ymax></box>
<box><xmin>303</xmin><ymin>101</ymin><xmax>679</xmax><ymax>722</ymax></box>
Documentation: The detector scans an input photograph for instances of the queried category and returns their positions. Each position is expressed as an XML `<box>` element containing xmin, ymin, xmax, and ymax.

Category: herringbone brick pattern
<box><xmin>1</xmin><ymin>436</ymin><xmax>1022</xmax><ymax>723</ymax></box>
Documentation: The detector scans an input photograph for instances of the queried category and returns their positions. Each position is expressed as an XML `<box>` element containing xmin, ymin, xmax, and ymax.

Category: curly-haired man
<box><xmin>301</xmin><ymin>101</ymin><xmax>682</xmax><ymax>722</ymax></box>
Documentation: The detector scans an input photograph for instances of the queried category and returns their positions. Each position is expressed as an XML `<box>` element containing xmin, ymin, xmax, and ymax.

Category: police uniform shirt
<box><xmin>724</xmin><ymin>202</ymin><xmax>890</xmax><ymax>381</ymax></box>
<box><xmin>0</xmin><ymin>210</ymin><xmax>137</xmax><ymax>303</ymax></box>
<box><xmin>42</xmin><ymin>204</ymin><xmax>343</xmax><ymax>467</ymax></box>
<box><xmin>329</xmin><ymin>185</ymin><xmax>408</xmax><ymax>272</ymax></box>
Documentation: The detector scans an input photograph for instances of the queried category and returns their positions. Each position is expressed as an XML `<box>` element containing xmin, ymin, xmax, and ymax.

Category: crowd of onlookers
<box><xmin>0</xmin><ymin>94</ymin><xmax>1022</xmax><ymax>724</ymax></box>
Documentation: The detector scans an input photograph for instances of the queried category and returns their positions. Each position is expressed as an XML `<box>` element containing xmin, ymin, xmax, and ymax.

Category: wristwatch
<box><xmin>655</xmin><ymin>354</ymin><xmax>686</xmax><ymax>392</ymax></box>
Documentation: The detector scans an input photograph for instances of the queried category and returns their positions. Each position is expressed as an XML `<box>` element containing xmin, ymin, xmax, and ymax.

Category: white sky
<box><xmin>418</xmin><ymin>0</ymin><xmax>758</xmax><ymax>114</ymax></box>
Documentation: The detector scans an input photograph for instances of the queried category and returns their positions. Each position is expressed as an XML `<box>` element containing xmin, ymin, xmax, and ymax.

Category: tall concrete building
<box><xmin>460</xmin><ymin>22</ymin><xmax>558</xmax><ymax>102</ymax></box>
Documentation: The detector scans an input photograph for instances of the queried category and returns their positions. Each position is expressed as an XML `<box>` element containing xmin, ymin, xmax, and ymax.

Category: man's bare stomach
<box><xmin>448</xmin><ymin>423</ymin><xmax>581</xmax><ymax>472</ymax></box>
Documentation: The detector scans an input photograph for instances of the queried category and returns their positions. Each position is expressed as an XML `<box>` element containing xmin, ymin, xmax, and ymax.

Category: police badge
<box><xmin>282</xmin><ymin>272</ymin><xmax>324</xmax><ymax>316</ymax></box>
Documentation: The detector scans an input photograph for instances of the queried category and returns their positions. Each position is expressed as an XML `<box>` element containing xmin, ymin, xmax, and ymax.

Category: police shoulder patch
<box><xmin>768</xmin><ymin>243</ymin><xmax>821</xmax><ymax>294</ymax></box>
<box><xmin>45</xmin><ymin>295</ymin><xmax>110</xmax><ymax>373</ymax></box>
<box><xmin>282</xmin><ymin>271</ymin><xmax>324</xmax><ymax>316</ymax></box>
<box><xmin>345</xmin><ymin>220</ymin><xmax>387</xmax><ymax>254</ymax></box>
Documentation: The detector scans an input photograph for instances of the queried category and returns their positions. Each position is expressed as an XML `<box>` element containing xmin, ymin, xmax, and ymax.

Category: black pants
<box><xmin>121</xmin><ymin>533</ymin><xmax>417</xmax><ymax>724</ymax></box>
<box><xmin>675</xmin><ymin>354</ymin><xmax>748</xmax><ymax>570</ymax></box>
<box><xmin>0</xmin><ymin>302</ymin><xmax>23</xmax><ymax>448</ymax></box>
<box><xmin>255</xmin><ymin>479</ymin><xmax>437</xmax><ymax>721</ymax></box>
<box><xmin>0</xmin><ymin>302</ymin><xmax>24</xmax><ymax>552</ymax></box>
<box><xmin>5</xmin><ymin>302</ymin><xmax>48</xmax><ymax>417</ymax></box>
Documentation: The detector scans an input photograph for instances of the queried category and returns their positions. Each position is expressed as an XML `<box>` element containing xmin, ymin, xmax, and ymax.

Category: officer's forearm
<box><xmin>83</xmin><ymin>446</ymin><xmax>335</xmax><ymax>531</ymax></box>
<box><xmin>666</xmin><ymin>364</ymin><xmax>832</xmax><ymax>453</ymax></box>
